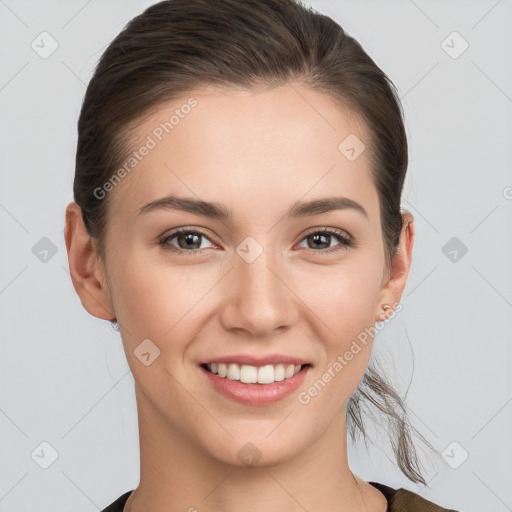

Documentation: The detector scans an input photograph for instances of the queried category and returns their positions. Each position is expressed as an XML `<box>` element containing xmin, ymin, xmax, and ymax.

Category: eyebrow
<box><xmin>136</xmin><ymin>194</ymin><xmax>369</xmax><ymax>221</ymax></box>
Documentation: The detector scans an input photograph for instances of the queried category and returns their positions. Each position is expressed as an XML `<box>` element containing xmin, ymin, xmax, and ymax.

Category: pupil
<box><xmin>179</xmin><ymin>233</ymin><xmax>200</xmax><ymax>249</ymax></box>
<box><xmin>176</xmin><ymin>233</ymin><xmax>332</xmax><ymax>251</ymax></box>
<box><xmin>311</xmin><ymin>234</ymin><xmax>329</xmax><ymax>249</ymax></box>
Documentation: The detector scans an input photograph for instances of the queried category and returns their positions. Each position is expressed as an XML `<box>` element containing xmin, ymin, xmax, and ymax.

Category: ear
<box><xmin>64</xmin><ymin>201</ymin><xmax>116</xmax><ymax>321</ymax></box>
<box><xmin>376</xmin><ymin>211</ymin><xmax>415</xmax><ymax>322</ymax></box>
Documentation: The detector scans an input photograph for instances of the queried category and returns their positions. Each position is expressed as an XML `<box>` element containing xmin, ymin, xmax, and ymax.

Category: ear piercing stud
<box><xmin>379</xmin><ymin>304</ymin><xmax>392</xmax><ymax>321</ymax></box>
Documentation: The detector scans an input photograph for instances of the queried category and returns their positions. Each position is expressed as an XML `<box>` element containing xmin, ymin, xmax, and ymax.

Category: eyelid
<box><xmin>158</xmin><ymin>226</ymin><xmax>219</xmax><ymax>249</ymax></box>
<box><xmin>158</xmin><ymin>226</ymin><xmax>352</xmax><ymax>245</ymax></box>
<box><xmin>158</xmin><ymin>225</ymin><xmax>355</xmax><ymax>254</ymax></box>
<box><xmin>301</xmin><ymin>226</ymin><xmax>352</xmax><ymax>242</ymax></box>
<box><xmin>162</xmin><ymin>226</ymin><xmax>215</xmax><ymax>240</ymax></box>
<box><xmin>294</xmin><ymin>227</ymin><xmax>354</xmax><ymax>254</ymax></box>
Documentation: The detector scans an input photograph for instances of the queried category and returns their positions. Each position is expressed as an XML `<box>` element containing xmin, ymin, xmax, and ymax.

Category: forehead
<box><xmin>107</xmin><ymin>82</ymin><xmax>378</xmax><ymax>222</ymax></box>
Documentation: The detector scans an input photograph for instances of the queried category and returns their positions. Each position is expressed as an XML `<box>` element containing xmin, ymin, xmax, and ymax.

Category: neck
<box><xmin>124</xmin><ymin>385</ymin><xmax>373</xmax><ymax>512</ymax></box>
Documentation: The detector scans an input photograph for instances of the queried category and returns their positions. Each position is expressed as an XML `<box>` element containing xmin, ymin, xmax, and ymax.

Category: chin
<box><xmin>206</xmin><ymin>435</ymin><xmax>304</xmax><ymax>469</ymax></box>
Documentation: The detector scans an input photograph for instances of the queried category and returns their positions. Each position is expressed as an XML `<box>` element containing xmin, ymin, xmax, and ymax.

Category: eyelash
<box><xmin>158</xmin><ymin>226</ymin><xmax>355</xmax><ymax>255</ymax></box>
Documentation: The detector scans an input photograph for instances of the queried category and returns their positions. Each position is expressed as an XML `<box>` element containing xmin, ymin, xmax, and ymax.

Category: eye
<box><xmin>158</xmin><ymin>227</ymin><xmax>215</xmax><ymax>255</ymax></box>
<box><xmin>297</xmin><ymin>227</ymin><xmax>354</xmax><ymax>254</ymax></box>
<box><xmin>158</xmin><ymin>226</ymin><xmax>355</xmax><ymax>256</ymax></box>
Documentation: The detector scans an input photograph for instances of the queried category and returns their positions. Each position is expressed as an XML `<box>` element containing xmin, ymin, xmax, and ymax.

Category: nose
<box><xmin>219</xmin><ymin>248</ymin><xmax>297</xmax><ymax>337</ymax></box>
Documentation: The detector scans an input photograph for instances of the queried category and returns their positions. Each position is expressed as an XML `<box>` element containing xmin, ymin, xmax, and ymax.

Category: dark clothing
<box><xmin>100</xmin><ymin>481</ymin><xmax>460</xmax><ymax>511</ymax></box>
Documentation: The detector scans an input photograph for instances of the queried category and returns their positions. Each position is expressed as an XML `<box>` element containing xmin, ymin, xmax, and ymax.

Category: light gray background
<box><xmin>1</xmin><ymin>1</ymin><xmax>511</xmax><ymax>511</ymax></box>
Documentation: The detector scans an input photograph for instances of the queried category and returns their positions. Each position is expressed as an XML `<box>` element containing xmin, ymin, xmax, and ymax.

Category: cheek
<box><xmin>300</xmin><ymin>252</ymin><xmax>384</xmax><ymax>338</ymax></box>
<box><xmin>296</xmin><ymin>252</ymin><xmax>383</xmax><ymax>394</ymax></box>
<box><xmin>110</xmin><ymin>240</ymin><xmax>383</xmax><ymax>340</ymax></box>
<box><xmin>107</xmin><ymin>249</ymin><xmax>218</xmax><ymax>346</ymax></box>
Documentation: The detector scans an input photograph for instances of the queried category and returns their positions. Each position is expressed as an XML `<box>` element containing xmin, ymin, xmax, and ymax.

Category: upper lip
<box><xmin>200</xmin><ymin>354</ymin><xmax>312</xmax><ymax>367</ymax></box>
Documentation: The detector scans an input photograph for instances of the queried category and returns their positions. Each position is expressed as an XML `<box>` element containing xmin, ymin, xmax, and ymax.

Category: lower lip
<box><xmin>200</xmin><ymin>365</ymin><xmax>311</xmax><ymax>406</ymax></box>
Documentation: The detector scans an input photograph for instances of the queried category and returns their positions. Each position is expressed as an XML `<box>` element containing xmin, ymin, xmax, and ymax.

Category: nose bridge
<box><xmin>220</xmin><ymin>243</ymin><xmax>294</xmax><ymax>335</ymax></box>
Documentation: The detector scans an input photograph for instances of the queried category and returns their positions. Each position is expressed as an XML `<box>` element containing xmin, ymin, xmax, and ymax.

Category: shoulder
<box><xmin>99</xmin><ymin>485</ymin><xmax>462</xmax><ymax>512</ymax></box>
<box><xmin>100</xmin><ymin>490</ymin><xmax>133</xmax><ymax>512</ymax></box>
<box><xmin>369</xmin><ymin>481</ymin><xmax>461</xmax><ymax>512</ymax></box>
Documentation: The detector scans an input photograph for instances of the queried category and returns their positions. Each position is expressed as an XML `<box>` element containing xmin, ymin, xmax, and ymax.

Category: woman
<box><xmin>64</xmin><ymin>0</ymin><xmax>461</xmax><ymax>510</ymax></box>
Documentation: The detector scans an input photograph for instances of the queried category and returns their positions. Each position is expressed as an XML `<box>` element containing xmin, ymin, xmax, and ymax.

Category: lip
<box><xmin>200</xmin><ymin>363</ymin><xmax>311</xmax><ymax>406</ymax></box>
<box><xmin>199</xmin><ymin>354</ymin><xmax>311</xmax><ymax>366</ymax></box>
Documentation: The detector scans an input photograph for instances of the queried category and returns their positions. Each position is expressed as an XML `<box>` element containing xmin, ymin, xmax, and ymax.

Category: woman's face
<box><xmin>73</xmin><ymin>83</ymin><xmax>412</xmax><ymax>467</ymax></box>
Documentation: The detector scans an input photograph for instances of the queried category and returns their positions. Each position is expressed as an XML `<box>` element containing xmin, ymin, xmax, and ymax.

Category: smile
<box><xmin>200</xmin><ymin>362</ymin><xmax>312</xmax><ymax>406</ymax></box>
<box><xmin>203</xmin><ymin>362</ymin><xmax>307</xmax><ymax>384</ymax></box>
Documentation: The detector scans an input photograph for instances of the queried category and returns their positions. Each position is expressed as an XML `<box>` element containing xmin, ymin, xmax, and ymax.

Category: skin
<box><xmin>65</xmin><ymin>82</ymin><xmax>414</xmax><ymax>512</ymax></box>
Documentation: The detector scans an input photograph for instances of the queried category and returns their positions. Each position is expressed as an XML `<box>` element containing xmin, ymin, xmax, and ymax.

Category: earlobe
<box><xmin>376</xmin><ymin>211</ymin><xmax>415</xmax><ymax>323</ymax></box>
<box><xmin>64</xmin><ymin>202</ymin><xmax>116</xmax><ymax>321</ymax></box>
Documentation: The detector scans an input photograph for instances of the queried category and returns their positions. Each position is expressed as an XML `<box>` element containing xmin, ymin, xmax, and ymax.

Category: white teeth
<box><xmin>217</xmin><ymin>363</ymin><xmax>227</xmax><ymax>377</ymax></box>
<box><xmin>240</xmin><ymin>365</ymin><xmax>258</xmax><ymax>383</ymax></box>
<box><xmin>227</xmin><ymin>363</ymin><xmax>241</xmax><ymax>380</ymax></box>
<box><xmin>257</xmin><ymin>364</ymin><xmax>274</xmax><ymax>384</ymax></box>
<box><xmin>285</xmin><ymin>364</ymin><xmax>294</xmax><ymax>379</ymax></box>
<box><xmin>274</xmin><ymin>364</ymin><xmax>285</xmax><ymax>381</ymax></box>
<box><xmin>205</xmin><ymin>362</ymin><xmax>305</xmax><ymax>384</ymax></box>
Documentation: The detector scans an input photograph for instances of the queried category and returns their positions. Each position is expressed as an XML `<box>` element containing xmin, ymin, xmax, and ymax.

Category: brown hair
<box><xmin>73</xmin><ymin>0</ymin><xmax>433</xmax><ymax>484</ymax></box>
